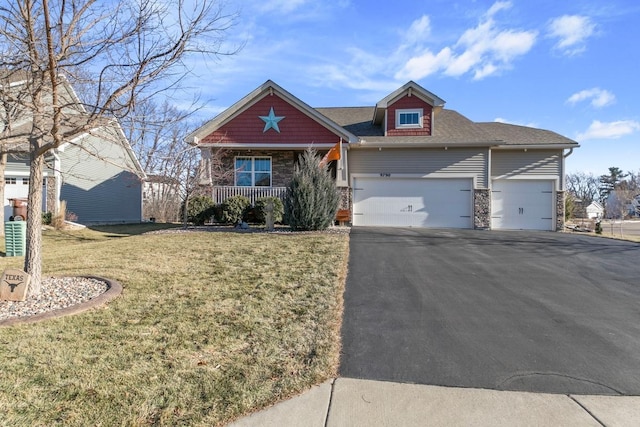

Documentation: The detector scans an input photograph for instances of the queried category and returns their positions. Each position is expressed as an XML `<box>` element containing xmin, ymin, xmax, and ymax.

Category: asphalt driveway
<box><xmin>340</xmin><ymin>227</ymin><xmax>640</xmax><ymax>395</ymax></box>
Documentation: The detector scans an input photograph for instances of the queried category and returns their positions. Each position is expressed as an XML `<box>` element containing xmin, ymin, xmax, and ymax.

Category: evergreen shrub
<box><xmin>254</xmin><ymin>196</ymin><xmax>284</xmax><ymax>224</ymax></box>
<box><xmin>283</xmin><ymin>149</ymin><xmax>339</xmax><ymax>231</ymax></box>
<box><xmin>220</xmin><ymin>195</ymin><xmax>250</xmax><ymax>224</ymax></box>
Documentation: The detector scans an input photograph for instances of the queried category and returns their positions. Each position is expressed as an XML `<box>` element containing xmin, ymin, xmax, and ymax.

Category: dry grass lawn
<box><xmin>0</xmin><ymin>224</ymin><xmax>349</xmax><ymax>426</ymax></box>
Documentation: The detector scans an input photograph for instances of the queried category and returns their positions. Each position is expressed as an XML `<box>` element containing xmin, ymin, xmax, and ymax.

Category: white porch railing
<box><xmin>213</xmin><ymin>186</ymin><xmax>287</xmax><ymax>205</ymax></box>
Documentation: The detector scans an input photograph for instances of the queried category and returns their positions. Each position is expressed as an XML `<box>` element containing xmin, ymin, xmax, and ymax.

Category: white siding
<box><xmin>349</xmin><ymin>148</ymin><xmax>488</xmax><ymax>188</ymax></box>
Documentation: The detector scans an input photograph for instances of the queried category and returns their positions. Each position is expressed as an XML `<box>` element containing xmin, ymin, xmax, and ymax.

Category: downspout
<box><xmin>562</xmin><ymin>148</ymin><xmax>574</xmax><ymax>190</ymax></box>
<box><xmin>560</xmin><ymin>147</ymin><xmax>576</xmax><ymax>230</ymax></box>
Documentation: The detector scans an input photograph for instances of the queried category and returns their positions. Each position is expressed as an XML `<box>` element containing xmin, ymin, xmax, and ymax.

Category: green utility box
<box><xmin>5</xmin><ymin>221</ymin><xmax>27</xmax><ymax>257</ymax></box>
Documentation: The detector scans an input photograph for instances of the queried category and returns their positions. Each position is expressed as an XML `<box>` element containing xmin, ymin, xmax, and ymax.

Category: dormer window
<box><xmin>396</xmin><ymin>109</ymin><xmax>423</xmax><ymax>129</ymax></box>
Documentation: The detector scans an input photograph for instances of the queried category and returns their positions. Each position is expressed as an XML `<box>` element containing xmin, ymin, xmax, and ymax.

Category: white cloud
<box><xmin>398</xmin><ymin>48</ymin><xmax>454</xmax><ymax>81</ymax></box>
<box><xmin>567</xmin><ymin>88</ymin><xmax>616</xmax><ymax>108</ymax></box>
<box><xmin>487</xmin><ymin>0</ymin><xmax>512</xmax><ymax>16</ymax></box>
<box><xmin>395</xmin><ymin>1</ymin><xmax>537</xmax><ymax>81</ymax></box>
<box><xmin>547</xmin><ymin>15</ymin><xmax>596</xmax><ymax>56</ymax></box>
<box><xmin>404</xmin><ymin>15</ymin><xmax>432</xmax><ymax>46</ymax></box>
<box><xmin>576</xmin><ymin>120</ymin><xmax>640</xmax><ymax>141</ymax></box>
<box><xmin>257</xmin><ymin>0</ymin><xmax>310</xmax><ymax>14</ymax></box>
<box><xmin>494</xmin><ymin>117</ymin><xmax>537</xmax><ymax>128</ymax></box>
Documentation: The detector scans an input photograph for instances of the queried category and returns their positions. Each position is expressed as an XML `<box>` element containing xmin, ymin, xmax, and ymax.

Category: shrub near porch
<box><xmin>0</xmin><ymin>225</ymin><xmax>349</xmax><ymax>426</ymax></box>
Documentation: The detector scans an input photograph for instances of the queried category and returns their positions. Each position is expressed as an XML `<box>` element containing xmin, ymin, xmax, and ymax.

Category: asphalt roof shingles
<box><xmin>316</xmin><ymin>106</ymin><xmax>578</xmax><ymax>147</ymax></box>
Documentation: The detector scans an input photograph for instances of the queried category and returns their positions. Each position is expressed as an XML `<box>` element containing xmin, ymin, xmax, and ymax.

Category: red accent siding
<box><xmin>202</xmin><ymin>94</ymin><xmax>340</xmax><ymax>145</ymax></box>
<box><xmin>386</xmin><ymin>95</ymin><xmax>433</xmax><ymax>136</ymax></box>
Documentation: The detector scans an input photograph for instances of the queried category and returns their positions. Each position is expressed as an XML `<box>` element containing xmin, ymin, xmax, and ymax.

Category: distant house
<box><xmin>143</xmin><ymin>174</ymin><xmax>181</xmax><ymax>222</ymax></box>
<box><xmin>2</xmin><ymin>75</ymin><xmax>146</xmax><ymax>225</ymax></box>
<box><xmin>586</xmin><ymin>201</ymin><xmax>604</xmax><ymax>219</ymax></box>
<box><xmin>606</xmin><ymin>191</ymin><xmax>640</xmax><ymax>219</ymax></box>
<box><xmin>187</xmin><ymin>80</ymin><xmax>579</xmax><ymax>231</ymax></box>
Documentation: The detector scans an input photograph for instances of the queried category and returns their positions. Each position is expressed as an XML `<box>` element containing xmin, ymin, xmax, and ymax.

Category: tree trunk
<box><xmin>0</xmin><ymin>152</ymin><xmax>5</xmax><ymax>235</ymax></box>
<box><xmin>24</xmin><ymin>149</ymin><xmax>44</xmax><ymax>295</ymax></box>
<box><xmin>182</xmin><ymin>191</ymin><xmax>189</xmax><ymax>229</ymax></box>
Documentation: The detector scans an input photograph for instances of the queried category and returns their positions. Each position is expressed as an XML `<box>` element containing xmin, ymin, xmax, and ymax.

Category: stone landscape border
<box><xmin>0</xmin><ymin>276</ymin><xmax>122</xmax><ymax>327</ymax></box>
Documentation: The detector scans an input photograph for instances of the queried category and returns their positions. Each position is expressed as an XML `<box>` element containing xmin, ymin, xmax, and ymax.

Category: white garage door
<box><xmin>352</xmin><ymin>177</ymin><xmax>473</xmax><ymax>228</ymax></box>
<box><xmin>491</xmin><ymin>180</ymin><xmax>554</xmax><ymax>230</ymax></box>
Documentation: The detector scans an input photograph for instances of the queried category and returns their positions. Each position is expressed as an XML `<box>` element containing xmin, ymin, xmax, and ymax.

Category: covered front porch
<box><xmin>212</xmin><ymin>185</ymin><xmax>287</xmax><ymax>205</ymax></box>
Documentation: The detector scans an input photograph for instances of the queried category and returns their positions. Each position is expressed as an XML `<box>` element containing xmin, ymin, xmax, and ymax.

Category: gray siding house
<box><xmin>2</xmin><ymin>77</ymin><xmax>145</xmax><ymax>225</ymax></box>
<box><xmin>187</xmin><ymin>80</ymin><xmax>579</xmax><ymax>231</ymax></box>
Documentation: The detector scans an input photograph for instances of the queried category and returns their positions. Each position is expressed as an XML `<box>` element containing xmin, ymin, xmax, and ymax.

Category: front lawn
<box><xmin>0</xmin><ymin>225</ymin><xmax>349</xmax><ymax>426</ymax></box>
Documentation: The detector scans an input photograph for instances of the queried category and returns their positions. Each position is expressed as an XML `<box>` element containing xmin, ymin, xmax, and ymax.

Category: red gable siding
<box><xmin>202</xmin><ymin>94</ymin><xmax>340</xmax><ymax>145</ymax></box>
<box><xmin>387</xmin><ymin>95</ymin><xmax>433</xmax><ymax>136</ymax></box>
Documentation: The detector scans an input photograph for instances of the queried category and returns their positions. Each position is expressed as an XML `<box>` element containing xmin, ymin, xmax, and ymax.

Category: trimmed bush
<box><xmin>254</xmin><ymin>196</ymin><xmax>284</xmax><ymax>224</ymax></box>
<box><xmin>184</xmin><ymin>195</ymin><xmax>215</xmax><ymax>225</ymax></box>
<box><xmin>283</xmin><ymin>148</ymin><xmax>339</xmax><ymax>231</ymax></box>
<box><xmin>42</xmin><ymin>212</ymin><xmax>52</xmax><ymax>225</ymax></box>
<box><xmin>220</xmin><ymin>195</ymin><xmax>251</xmax><ymax>224</ymax></box>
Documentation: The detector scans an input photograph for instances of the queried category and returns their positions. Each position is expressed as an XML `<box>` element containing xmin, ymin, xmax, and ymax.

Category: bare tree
<box><xmin>121</xmin><ymin>99</ymin><xmax>232</xmax><ymax>223</ymax></box>
<box><xmin>123</xmin><ymin>99</ymin><xmax>198</xmax><ymax>222</ymax></box>
<box><xmin>0</xmin><ymin>73</ymin><xmax>32</xmax><ymax>233</ymax></box>
<box><xmin>0</xmin><ymin>0</ymin><xmax>237</xmax><ymax>294</ymax></box>
<box><xmin>566</xmin><ymin>172</ymin><xmax>599</xmax><ymax>206</ymax></box>
<box><xmin>603</xmin><ymin>171</ymin><xmax>640</xmax><ymax>236</ymax></box>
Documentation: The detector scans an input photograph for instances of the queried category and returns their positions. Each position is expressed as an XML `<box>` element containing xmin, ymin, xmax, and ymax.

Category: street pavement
<box><xmin>601</xmin><ymin>219</ymin><xmax>640</xmax><ymax>237</ymax></box>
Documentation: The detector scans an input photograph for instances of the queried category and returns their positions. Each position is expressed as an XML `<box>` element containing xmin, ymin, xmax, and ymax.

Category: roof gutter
<box><xmin>194</xmin><ymin>142</ymin><xmax>341</xmax><ymax>149</ymax></box>
<box><xmin>353</xmin><ymin>140</ymin><xmax>501</xmax><ymax>149</ymax></box>
<box><xmin>563</xmin><ymin>147</ymin><xmax>574</xmax><ymax>158</ymax></box>
<box><xmin>492</xmin><ymin>144</ymin><xmax>580</xmax><ymax>150</ymax></box>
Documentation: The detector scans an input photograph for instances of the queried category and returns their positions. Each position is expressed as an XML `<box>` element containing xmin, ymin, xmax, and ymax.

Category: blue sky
<box><xmin>178</xmin><ymin>0</ymin><xmax>640</xmax><ymax>175</ymax></box>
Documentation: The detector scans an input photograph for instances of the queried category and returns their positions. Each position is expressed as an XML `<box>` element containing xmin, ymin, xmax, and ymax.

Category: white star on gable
<box><xmin>259</xmin><ymin>107</ymin><xmax>285</xmax><ymax>133</ymax></box>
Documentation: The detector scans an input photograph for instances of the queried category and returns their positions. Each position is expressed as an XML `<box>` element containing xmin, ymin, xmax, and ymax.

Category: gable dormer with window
<box><xmin>387</xmin><ymin>96</ymin><xmax>433</xmax><ymax>136</ymax></box>
<box><xmin>372</xmin><ymin>81</ymin><xmax>445</xmax><ymax>138</ymax></box>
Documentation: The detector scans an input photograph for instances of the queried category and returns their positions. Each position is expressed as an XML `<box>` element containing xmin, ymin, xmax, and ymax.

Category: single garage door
<box><xmin>491</xmin><ymin>180</ymin><xmax>554</xmax><ymax>230</ymax></box>
<box><xmin>352</xmin><ymin>177</ymin><xmax>473</xmax><ymax>228</ymax></box>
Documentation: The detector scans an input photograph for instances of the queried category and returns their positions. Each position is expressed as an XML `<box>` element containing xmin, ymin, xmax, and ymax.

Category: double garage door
<box><xmin>352</xmin><ymin>177</ymin><xmax>555</xmax><ymax>230</ymax></box>
<box><xmin>352</xmin><ymin>177</ymin><xmax>473</xmax><ymax>228</ymax></box>
<box><xmin>491</xmin><ymin>180</ymin><xmax>554</xmax><ymax>231</ymax></box>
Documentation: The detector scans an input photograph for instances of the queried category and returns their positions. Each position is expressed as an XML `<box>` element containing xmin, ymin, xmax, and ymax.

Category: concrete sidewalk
<box><xmin>229</xmin><ymin>378</ymin><xmax>640</xmax><ymax>427</ymax></box>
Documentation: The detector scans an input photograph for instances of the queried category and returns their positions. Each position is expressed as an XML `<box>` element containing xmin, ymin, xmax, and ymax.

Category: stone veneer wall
<box><xmin>45</xmin><ymin>176</ymin><xmax>57</xmax><ymax>213</ymax></box>
<box><xmin>338</xmin><ymin>187</ymin><xmax>351</xmax><ymax>211</ymax></box>
<box><xmin>474</xmin><ymin>189</ymin><xmax>491</xmax><ymax>229</ymax></box>
<box><xmin>215</xmin><ymin>150</ymin><xmax>297</xmax><ymax>187</ymax></box>
<box><xmin>556</xmin><ymin>190</ymin><xmax>565</xmax><ymax>231</ymax></box>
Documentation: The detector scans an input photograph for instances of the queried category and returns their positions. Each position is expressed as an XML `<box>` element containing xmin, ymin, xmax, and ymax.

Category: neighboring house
<box><xmin>2</xmin><ymin>75</ymin><xmax>146</xmax><ymax>225</ymax></box>
<box><xmin>143</xmin><ymin>174</ymin><xmax>181</xmax><ymax>222</ymax></box>
<box><xmin>605</xmin><ymin>191</ymin><xmax>640</xmax><ymax>219</ymax></box>
<box><xmin>186</xmin><ymin>80</ymin><xmax>579</xmax><ymax>231</ymax></box>
<box><xmin>586</xmin><ymin>201</ymin><xmax>604</xmax><ymax>219</ymax></box>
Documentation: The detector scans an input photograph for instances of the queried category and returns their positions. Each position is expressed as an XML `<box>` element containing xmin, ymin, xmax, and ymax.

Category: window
<box><xmin>22</xmin><ymin>178</ymin><xmax>29</xmax><ymax>185</ymax></box>
<box><xmin>396</xmin><ymin>109</ymin><xmax>423</xmax><ymax>128</ymax></box>
<box><xmin>5</xmin><ymin>178</ymin><xmax>16</xmax><ymax>185</ymax></box>
<box><xmin>235</xmin><ymin>157</ymin><xmax>272</xmax><ymax>187</ymax></box>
